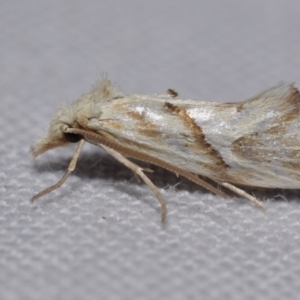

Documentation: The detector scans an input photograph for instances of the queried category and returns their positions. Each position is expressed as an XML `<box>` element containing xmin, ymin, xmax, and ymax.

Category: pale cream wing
<box><xmin>86</xmin><ymin>83</ymin><xmax>300</xmax><ymax>188</ymax></box>
<box><xmin>195</xmin><ymin>83</ymin><xmax>300</xmax><ymax>188</ymax></box>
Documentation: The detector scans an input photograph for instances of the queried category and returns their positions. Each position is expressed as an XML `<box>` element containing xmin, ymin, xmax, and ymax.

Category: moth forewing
<box><xmin>31</xmin><ymin>78</ymin><xmax>300</xmax><ymax>221</ymax></box>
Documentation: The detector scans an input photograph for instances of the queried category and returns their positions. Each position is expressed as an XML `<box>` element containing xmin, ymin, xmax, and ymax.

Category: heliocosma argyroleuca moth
<box><xmin>31</xmin><ymin>76</ymin><xmax>300</xmax><ymax>221</ymax></box>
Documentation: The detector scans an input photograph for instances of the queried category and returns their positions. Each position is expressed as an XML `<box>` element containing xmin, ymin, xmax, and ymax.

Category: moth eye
<box><xmin>64</xmin><ymin>132</ymin><xmax>83</xmax><ymax>143</ymax></box>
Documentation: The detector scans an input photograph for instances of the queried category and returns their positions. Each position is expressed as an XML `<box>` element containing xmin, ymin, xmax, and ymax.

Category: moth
<box><xmin>31</xmin><ymin>76</ymin><xmax>300</xmax><ymax>221</ymax></box>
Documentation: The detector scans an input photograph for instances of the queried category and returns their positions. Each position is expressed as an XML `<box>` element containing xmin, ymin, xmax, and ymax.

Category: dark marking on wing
<box><xmin>164</xmin><ymin>101</ymin><xmax>228</xmax><ymax>169</ymax></box>
<box><xmin>167</xmin><ymin>89</ymin><xmax>179</xmax><ymax>98</ymax></box>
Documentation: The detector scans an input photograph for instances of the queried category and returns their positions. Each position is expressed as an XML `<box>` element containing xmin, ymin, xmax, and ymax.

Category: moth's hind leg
<box><xmin>100</xmin><ymin>144</ymin><xmax>167</xmax><ymax>222</ymax></box>
<box><xmin>220</xmin><ymin>182</ymin><xmax>266</xmax><ymax>209</ymax></box>
<box><xmin>177</xmin><ymin>169</ymin><xmax>265</xmax><ymax>209</ymax></box>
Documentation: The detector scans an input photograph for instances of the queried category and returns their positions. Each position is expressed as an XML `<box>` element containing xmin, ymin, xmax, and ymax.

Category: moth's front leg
<box><xmin>31</xmin><ymin>139</ymin><xmax>85</xmax><ymax>202</ymax></box>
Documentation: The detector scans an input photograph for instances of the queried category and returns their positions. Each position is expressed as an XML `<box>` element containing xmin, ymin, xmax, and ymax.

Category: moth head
<box><xmin>31</xmin><ymin>76</ymin><xmax>123</xmax><ymax>157</ymax></box>
<box><xmin>31</xmin><ymin>104</ymin><xmax>83</xmax><ymax>157</ymax></box>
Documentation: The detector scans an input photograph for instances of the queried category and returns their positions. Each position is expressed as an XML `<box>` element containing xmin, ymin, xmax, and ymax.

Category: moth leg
<box><xmin>100</xmin><ymin>144</ymin><xmax>167</xmax><ymax>222</ymax></box>
<box><xmin>220</xmin><ymin>182</ymin><xmax>266</xmax><ymax>209</ymax></box>
<box><xmin>178</xmin><ymin>172</ymin><xmax>230</xmax><ymax>199</ymax></box>
<box><xmin>31</xmin><ymin>140</ymin><xmax>85</xmax><ymax>202</ymax></box>
<box><xmin>133</xmin><ymin>167</ymin><xmax>153</xmax><ymax>183</ymax></box>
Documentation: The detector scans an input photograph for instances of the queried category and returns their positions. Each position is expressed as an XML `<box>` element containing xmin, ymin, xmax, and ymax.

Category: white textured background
<box><xmin>1</xmin><ymin>1</ymin><xmax>300</xmax><ymax>299</ymax></box>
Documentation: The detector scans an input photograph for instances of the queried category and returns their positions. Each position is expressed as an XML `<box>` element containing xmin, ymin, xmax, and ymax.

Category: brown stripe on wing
<box><xmin>164</xmin><ymin>101</ymin><xmax>228</xmax><ymax>170</ymax></box>
<box><xmin>167</xmin><ymin>89</ymin><xmax>179</xmax><ymax>98</ymax></box>
<box><xmin>126</xmin><ymin>110</ymin><xmax>167</xmax><ymax>144</ymax></box>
